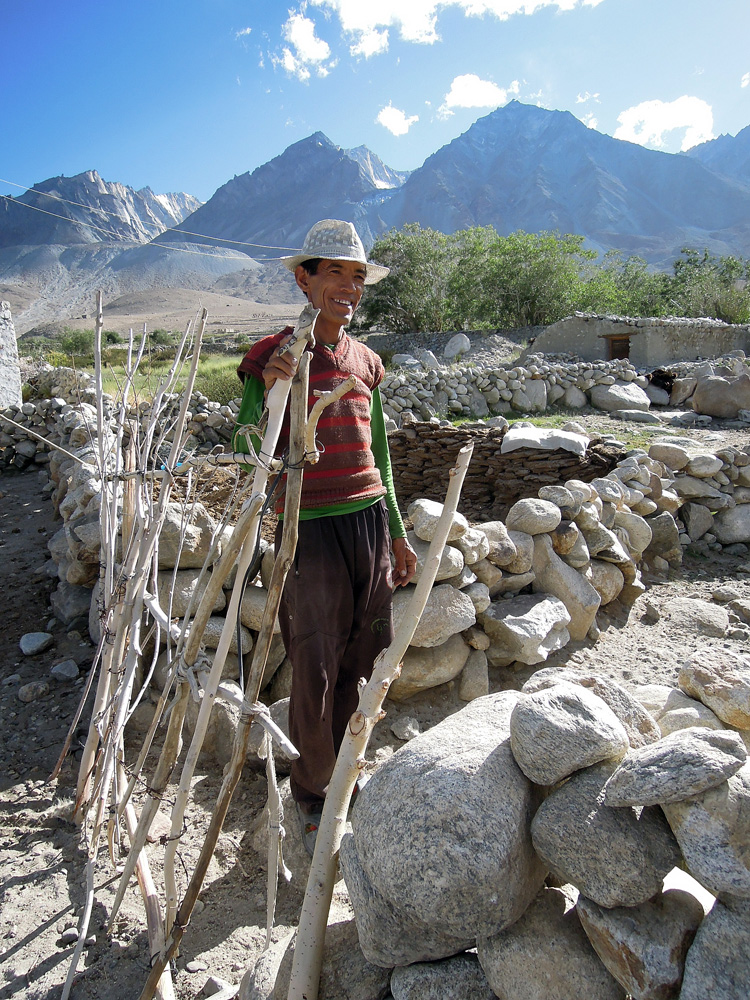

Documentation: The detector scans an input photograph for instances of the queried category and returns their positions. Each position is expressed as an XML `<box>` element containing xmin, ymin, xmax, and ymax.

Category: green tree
<box><xmin>357</xmin><ymin>224</ymin><xmax>460</xmax><ymax>332</ymax></box>
<box><xmin>668</xmin><ymin>248</ymin><xmax>750</xmax><ymax>324</ymax></box>
<box><xmin>577</xmin><ymin>251</ymin><xmax>670</xmax><ymax>317</ymax></box>
<box><xmin>453</xmin><ymin>230</ymin><xmax>595</xmax><ymax>328</ymax></box>
<box><xmin>60</xmin><ymin>328</ymin><xmax>96</xmax><ymax>356</ymax></box>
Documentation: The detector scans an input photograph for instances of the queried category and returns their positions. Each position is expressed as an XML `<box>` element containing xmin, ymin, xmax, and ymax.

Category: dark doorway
<box><xmin>607</xmin><ymin>335</ymin><xmax>631</xmax><ymax>360</ymax></box>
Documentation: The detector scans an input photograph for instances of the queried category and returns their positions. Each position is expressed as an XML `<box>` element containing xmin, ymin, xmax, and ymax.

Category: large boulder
<box><xmin>390</xmin><ymin>953</ymin><xmax>495</xmax><ymax>1000</ymax></box>
<box><xmin>388</xmin><ymin>633</ymin><xmax>471</xmax><ymax>701</ymax></box>
<box><xmin>662</xmin><ymin>762</ymin><xmax>750</xmax><ymax>898</ymax></box>
<box><xmin>590</xmin><ymin>382</ymin><xmax>651</xmax><ymax>412</ymax></box>
<box><xmin>531</xmin><ymin>762</ymin><xmax>682</xmax><ymax>907</ymax></box>
<box><xmin>477</xmin><ymin>887</ymin><xmax>625</xmax><ymax>1000</ymax></box>
<box><xmin>342</xmin><ymin>692</ymin><xmax>547</xmax><ymax>964</ymax></box>
<box><xmin>679</xmin><ymin>646</ymin><xmax>750</xmax><ymax>729</ymax></box>
<box><xmin>510</xmin><ymin>682</ymin><xmax>629</xmax><ymax>785</ymax></box>
<box><xmin>679</xmin><ymin>897</ymin><xmax>750</xmax><ymax>1000</ymax></box>
<box><xmin>692</xmin><ymin>373</ymin><xmax>750</xmax><ymax>418</ymax></box>
<box><xmin>576</xmin><ymin>891</ymin><xmax>703</xmax><ymax>1000</ymax></box>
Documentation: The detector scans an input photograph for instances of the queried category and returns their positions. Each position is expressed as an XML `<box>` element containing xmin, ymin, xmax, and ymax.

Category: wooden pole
<box><xmin>287</xmin><ymin>443</ymin><xmax>474</xmax><ymax>1000</ymax></box>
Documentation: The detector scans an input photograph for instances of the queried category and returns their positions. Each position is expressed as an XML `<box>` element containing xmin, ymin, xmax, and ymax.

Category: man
<box><xmin>234</xmin><ymin>219</ymin><xmax>417</xmax><ymax>855</ymax></box>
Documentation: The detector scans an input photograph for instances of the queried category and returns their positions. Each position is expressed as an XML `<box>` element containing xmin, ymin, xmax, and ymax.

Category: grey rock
<box><xmin>506</xmin><ymin>498</ymin><xmax>562</xmax><ymax>535</ymax></box>
<box><xmin>589</xmin><ymin>560</ymin><xmax>625</xmax><ymax>605</ymax></box>
<box><xmin>388</xmin><ymin>633</ymin><xmax>471</xmax><ymax>701</ymax></box>
<box><xmin>661</xmin><ymin>598</ymin><xmax>729</xmax><ymax>639</ymax></box>
<box><xmin>679</xmin><ymin>646</ymin><xmax>750</xmax><ymax>729</ymax></box>
<box><xmin>477</xmin><ymin>520</ymin><xmax>517</xmax><ymax>566</ymax></box>
<box><xmin>393</xmin><ymin>584</ymin><xmax>476</xmax><ymax>647</ymax></box>
<box><xmin>576</xmin><ymin>890</ymin><xmax>703</xmax><ymax>1000</ymax></box>
<box><xmin>463</xmin><ymin>581</ymin><xmax>491</xmax><ymax>613</ymax></box>
<box><xmin>531</xmin><ymin>762</ymin><xmax>682</xmax><ymax>907</ymax></box>
<box><xmin>477</xmin><ymin>886</ymin><xmax>625</xmax><ymax>1000</ymax></box>
<box><xmin>524</xmin><ymin>668</ymin><xmax>661</xmax><ymax>749</ymax></box>
<box><xmin>590</xmin><ymin>381</ymin><xmax>651</xmax><ymax>411</ymax></box>
<box><xmin>458</xmin><ymin>649</ymin><xmax>489</xmax><ymax>702</ymax></box>
<box><xmin>489</xmin><ymin>569</ymin><xmax>536</xmax><ymax>596</ymax></box>
<box><xmin>390</xmin><ymin>715</ymin><xmax>420</xmax><ymax>741</ymax></box>
<box><xmin>444</xmin><ymin>333</ymin><xmax>471</xmax><ymax>360</ymax></box>
<box><xmin>603</xmin><ymin>728</ymin><xmax>747</xmax><ymax>806</ymax></box>
<box><xmin>510</xmin><ymin>682</ymin><xmax>629</xmax><ymax>785</ymax></box>
<box><xmin>339</xmin><ymin>833</ymin><xmax>474</xmax><ymax>967</ymax></box>
<box><xmin>479</xmin><ymin>593</ymin><xmax>571</xmax><ymax>667</ymax></box>
<box><xmin>408</xmin><ymin>498</ymin><xmax>469</xmax><ymax>542</ymax></box>
<box><xmin>349</xmin><ymin>692</ymin><xmax>547</xmax><ymax>946</ymax></box>
<box><xmin>157</xmin><ymin>501</ymin><xmax>221</xmax><ymax>568</ymax></box>
<box><xmin>679</xmin><ymin>897</ymin><xmax>750</xmax><ymax>1000</ymax></box>
<box><xmin>50</xmin><ymin>659</ymin><xmax>80</xmax><ymax>681</ymax></box>
<box><xmin>644</xmin><ymin>511</ymin><xmax>680</xmax><ymax>559</ymax></box>
<box><xmin>713</xmin><ymin>504</ymin><xmax>750</xmax><ymax>544</ymax></box>
<box><xmin>407</xmin><ymin>530</ymin><xmax>464</xmax><ymax>584</ymax></box>
<box><xmin>19</xmin><ymin>632</ymin><xmax>54</xmax><ymax>655</ymax></box>
<box><xmin>238</xmin><ymin>584</ymin><xmax>278</xmax><ymax>633</ymax></box>
<box><xmin>505</xmin><ymin>530</ymin><xmax>534</xmax><ymax>573</ymax></box>
<box><xmin>662</xmin><ymin>762</ymin><xmax>750</xmax><ymax>898</ymax></box>
<box><xmin>452</xmin><ymin>526</ymin><xmax>490</xmax><ymax>565</ymax></box>
<box><xmin>18</xmin><ymin>680</ymin><xmax>50</xmax><ymax>703</ymax></box>
<box><xmin>50</xmin><ymin>582</ymin><xmax>93</xmax><ymax>625</ymax></box>
<box><xmin>157</xmin><ymin>569</ymin><xmax>226</xmax><ymax>620</ymax></box>
<box><xmin>390</xmin><ymin>953</ymin><xmax>494</xmax><ymax>1000</ymax></box>
<box><xmin>682</xmin><ymin>502</ymin><xmax>714</xmax><ymax>541</ymax></box>
<box><xmin>239</xmin><ymin>919</ymin><xmax>390</xmax><ymax>1000</ymax></box>
<box><xmin>532</xmin><ymin>533</ymin><xmax>601</xmax><ymax>640</ymax></box>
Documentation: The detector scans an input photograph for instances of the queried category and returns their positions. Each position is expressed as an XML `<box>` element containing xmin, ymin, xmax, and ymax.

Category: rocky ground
<box><xmin>2</xmin><ymin>356</ymin><xmax>750</xmax><ymax>997</ymax></box>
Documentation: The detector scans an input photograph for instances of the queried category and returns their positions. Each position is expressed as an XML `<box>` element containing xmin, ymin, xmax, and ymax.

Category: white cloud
<box><xmin>275</xmin><ymin>12</ymin><xmax>334</xmax><ymax>81</ymax></box>
<box><xmin>581</xmin><ymin>112</ymin><xmax>598</xmax><ymax>129</ymax></box>
<box><xmin>742</xmin><ymin>72</ymin><xmax>750</xmax><ymax>88</ymax></box>
<box><xmin>576</xmin><ymin>90</ymin><xmax>600</xmax><ymax>104</ymax></box>
<box><xmin>235</xmin><ymin>27</ymin><xmax>252</xmax><ymax>38</ymax></box>
<box><xmin>439</xmin><ymin>74</ymin><xmax>519</xmax><ymax>117</ymax></box>
<box><xmin>614</xmin><ymin>96</ymin><xmax>714</xmax><ymax>152</ymax></box>
<box><xmin>309</xmin><ymin>0</ymin><xmax>611</xmax><ymax>55</ymax></box>
<box><xmin>377</xmin><ymin>103</ymin><xmax>419</xmax><ymax>135</ymax></box>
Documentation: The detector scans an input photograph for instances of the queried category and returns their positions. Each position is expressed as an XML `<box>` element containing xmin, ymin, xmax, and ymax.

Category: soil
<box><xmin>2</xmin><ymin>415</ymin><xmax>750</xmax><ymax>999</ymax></box>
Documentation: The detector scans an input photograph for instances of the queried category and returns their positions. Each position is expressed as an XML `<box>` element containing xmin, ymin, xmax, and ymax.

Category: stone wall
<box><xmin>527</xmin><ymin>313</ymin><xmax>750</xmax><ymax>366</ymax></box>
<box><xmin>0</xmin><ymin>301</ymin><xmax>22</xmax><ymax>409</ymax></box>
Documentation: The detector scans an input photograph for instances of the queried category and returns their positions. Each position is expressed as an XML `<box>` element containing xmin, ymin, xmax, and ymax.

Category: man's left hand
<box><xmin>392</xmin><ymin>536</ymin><xmax>417</xmax><ymax>588</ymax></box>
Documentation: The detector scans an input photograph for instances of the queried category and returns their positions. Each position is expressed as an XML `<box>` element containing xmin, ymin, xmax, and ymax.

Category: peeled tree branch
<box><xmin>286</xmin><ymin>443</ymin><xmax>474</xmax><ymax>1000</ymax></box>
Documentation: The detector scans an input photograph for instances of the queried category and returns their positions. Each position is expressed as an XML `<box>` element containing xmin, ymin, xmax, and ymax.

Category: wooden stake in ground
<box><xmin>287</xmin><ymin>442</ymin><xmax>474</xmax><ymax>1000</ymax></box>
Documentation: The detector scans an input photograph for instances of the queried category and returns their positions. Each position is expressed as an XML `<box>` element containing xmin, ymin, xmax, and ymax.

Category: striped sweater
<box><xmin>238</xmin><ymin>331</ymin><xmax>387</xmax><ymax>511</ymax></box>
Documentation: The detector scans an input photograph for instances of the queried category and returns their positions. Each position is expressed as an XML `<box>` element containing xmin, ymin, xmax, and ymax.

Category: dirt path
<box><xmin>1</xmin><ymin>431</ymin><xmax>750</xmax><ymax>998</ymax></box>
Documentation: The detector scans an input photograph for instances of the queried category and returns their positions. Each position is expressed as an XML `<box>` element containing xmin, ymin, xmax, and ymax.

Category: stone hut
<box><xmin>526</xmin><ymin>313</ymin><xmax>750</xmax><ymax>366</ymax></box>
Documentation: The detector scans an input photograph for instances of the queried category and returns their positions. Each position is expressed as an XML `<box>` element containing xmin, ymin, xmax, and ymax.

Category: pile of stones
<box><xmin>331</xmin><ymin>659</ymin><xmax>750</xmax><ymax>1000</ymax></box>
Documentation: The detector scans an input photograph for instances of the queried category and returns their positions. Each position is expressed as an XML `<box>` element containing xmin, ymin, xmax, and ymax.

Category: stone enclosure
<box><xmin>4</xmin><ymin>310</ymin><xmax>750</xmax><ymax>998</ymax></box>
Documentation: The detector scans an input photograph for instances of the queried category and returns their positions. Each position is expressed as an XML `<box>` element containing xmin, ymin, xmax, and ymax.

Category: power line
<box><xmin>0</xmin><ymin>176</ymin><xmax>303</xmax><ymax>252</ymax></box>
<box><xmin>0</xmin><ymin>195</ymin><xmax>291</xmax><ymax>262</ymax></box>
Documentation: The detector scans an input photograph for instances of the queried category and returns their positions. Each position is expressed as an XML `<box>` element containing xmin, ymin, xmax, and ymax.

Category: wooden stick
<box><xmin>287</xmin><ymin>443</ymin><xmax>474</xmax><ymax>1000</ymax></box>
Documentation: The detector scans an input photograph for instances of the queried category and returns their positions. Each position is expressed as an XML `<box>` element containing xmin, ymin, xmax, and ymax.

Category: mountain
<box><xmin>0</xmin><ymin>170</ymin><xmax>201</xmax><ymax>248</ymax></box>
<box><xmin>155</xmin><ymin>133</ymin><xmax>406</xmax><ymax>253</ymax></box>
<box><xmin>379</xmin><ymin>102</ymin><xmax>750</xmax><ymax>265</ymax></box>
<box><xmin>4</xmin><ymin>105</ymin><xmax>750</xmax><ymax>334</ymax></box>
<box><xmin>686</xmin><ymin>125</ymin><xmax>750</xmax><ymax>188</ymax></box>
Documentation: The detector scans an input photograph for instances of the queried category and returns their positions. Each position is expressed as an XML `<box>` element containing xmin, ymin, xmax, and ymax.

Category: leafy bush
<box><xmin>60</xmin><ymin>328</ymin><xmax>96</xmax><ymax>356</ymax></box>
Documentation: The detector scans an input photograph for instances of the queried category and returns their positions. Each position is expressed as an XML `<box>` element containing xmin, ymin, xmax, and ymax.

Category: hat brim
<box><xmin>279</xmin><ymin>252</ymin><xmax>389</xmax><ymax>285</ymax></box>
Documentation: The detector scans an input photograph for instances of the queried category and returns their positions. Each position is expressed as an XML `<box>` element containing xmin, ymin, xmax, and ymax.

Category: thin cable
<box><xmin>0</xmin><ymin>176</ymin><xmax>303</xmax><ymax>251</ymax></box>
<box><xmin>0</xmin><ymin>196</ymin><xmax>291</xmax><ymax>261</ymax></box>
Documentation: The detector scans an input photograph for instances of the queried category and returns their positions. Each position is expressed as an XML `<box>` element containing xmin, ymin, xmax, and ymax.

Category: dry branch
<box><xmin>287</xmin><ymin>442</ymin><xmax>474</xmax><ymax>1000</ymax></box>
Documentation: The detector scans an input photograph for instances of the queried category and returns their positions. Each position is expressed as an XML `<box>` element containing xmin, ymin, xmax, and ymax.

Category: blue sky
<box><xmin>2</xmin><ymin>0</ymin><xmax>749</xmax><ymax>203</ymax></box>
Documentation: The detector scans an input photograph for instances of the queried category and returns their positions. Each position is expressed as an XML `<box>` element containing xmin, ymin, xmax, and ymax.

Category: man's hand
<box><xmin>392</xmin><ymin>536</ymin><xmax>417</xmax><ymax>588</ymax></box>
<box><xmin>262</xmin><ymin>335</ymin><xmax>297</xmax><ymax>391</ymax></box>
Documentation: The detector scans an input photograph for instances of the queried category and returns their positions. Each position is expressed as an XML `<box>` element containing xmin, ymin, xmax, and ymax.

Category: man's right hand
<box><xmin>262</xmin><ymin>335</ymin><xmax>297</xmax><ymax>391</ymax></box>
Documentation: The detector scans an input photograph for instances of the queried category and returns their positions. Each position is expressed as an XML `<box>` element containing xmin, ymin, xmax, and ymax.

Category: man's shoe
<box><xmin>297</xmin><ymin>802</ymin><xmax>322</xmax><ymax>858</ymax></box>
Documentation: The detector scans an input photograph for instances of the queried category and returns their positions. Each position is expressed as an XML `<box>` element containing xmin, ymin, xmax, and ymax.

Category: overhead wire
<box><xmin>0</xmin><ymin>176</ymin><xmax>303</xmax><ymax>258</ymax></box>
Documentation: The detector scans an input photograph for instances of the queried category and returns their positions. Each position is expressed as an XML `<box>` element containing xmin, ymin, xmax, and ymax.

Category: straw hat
<box><xmin>280</xmin><ymin>219</ymin><xmax>389</xmax><ymax>285</ymax></box>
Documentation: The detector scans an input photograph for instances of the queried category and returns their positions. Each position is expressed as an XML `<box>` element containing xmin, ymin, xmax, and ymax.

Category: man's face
<box><xmin>295</xmin><ymin>259</ymin><xmax>366</xmax><ymax>340</ymax></box>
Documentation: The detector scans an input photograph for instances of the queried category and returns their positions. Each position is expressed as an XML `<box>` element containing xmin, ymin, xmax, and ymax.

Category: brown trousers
<box><xmin>276</xmin><ymin>500</ymin><xmax>394</xmax><ymax>812</ymax></box>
